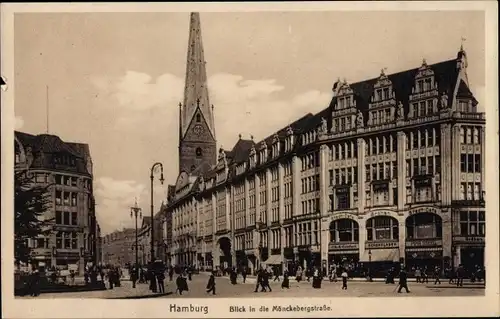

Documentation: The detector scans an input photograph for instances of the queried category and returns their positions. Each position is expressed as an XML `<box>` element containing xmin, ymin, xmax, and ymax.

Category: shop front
<box><xmin>328</xmin><ymin>217</ymin><xmax>360</xmax><ymax>273</ymax></box>
<box><xmin>362</xmin><ymin>215</ymin><xmax>401</xmax><ymax>277</ymax></box>
<box><xmin>405</xmin><ymin>212</ymin><xmax>443</xmax><ymax>271</ymax></box>
<box><xmin>328</xmin><ymin>242</ymin><xmax>359</xmax><ymax>275</ymax></box>
<box><xmin>235</xmin><ymin>250</ymin><xmax>247</xmax><ymax>269</ymax></box>
<box><xmin>453</xmin><ymin>236</ymin><xmax>485</xmax><ymax>275</ymax></box>
<box><xmin>296</xmin><ymin>245</ymin><xmax>312</xmax><ymax>270</ymax></box>
<box><xmin>405</xmin><ymin>239</ymin><xmax>443</xmax><ymax>271</ymax></box>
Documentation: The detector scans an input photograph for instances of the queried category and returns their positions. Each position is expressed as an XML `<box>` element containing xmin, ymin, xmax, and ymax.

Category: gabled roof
<box><xmin>333</xmin><ymin>59</ymin><xmax>459</xmax><ymax>115</ymax></box>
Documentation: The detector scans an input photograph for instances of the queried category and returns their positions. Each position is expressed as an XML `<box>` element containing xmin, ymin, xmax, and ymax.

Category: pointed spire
<box><xmin>180</xmin><ymin>12</ymin><xmax>216</xmax><ymax>139</ymax></box>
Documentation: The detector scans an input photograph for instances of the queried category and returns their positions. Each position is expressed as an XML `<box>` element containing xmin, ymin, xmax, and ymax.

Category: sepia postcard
<box><xmin>1</xmin><ymin>1</ymin><xmax>499</xmax><ymax>318</ymax></box>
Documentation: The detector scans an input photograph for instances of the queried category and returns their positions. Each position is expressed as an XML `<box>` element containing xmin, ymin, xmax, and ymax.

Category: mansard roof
<box><xmin>168</xmin><ymin>53</ymin><xmax>476</xmax><ymax>206</ymax></box>
<box><xmin>15</xmin><ymin>130</ymin><xmax>92</xmax><ymax>175</ymax></box>
<box><xmin>329</xmin><ymin>59</ymin><xmax>459</xmax><ymax>115</ymax></box>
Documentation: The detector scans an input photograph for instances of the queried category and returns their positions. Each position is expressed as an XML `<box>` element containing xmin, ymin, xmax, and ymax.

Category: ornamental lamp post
<box><xmin>150</xmin><ymin>162</ymin><xmax>164</xmax><ymax>263</ymax></box>
<box><xmin>130</xmin><ymin>199</ymin><xmax>142</xmax><ymax>268</ymax></box>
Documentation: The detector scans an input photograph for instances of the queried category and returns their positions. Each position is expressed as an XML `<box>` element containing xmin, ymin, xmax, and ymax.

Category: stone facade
<box><xmin>159</xmin><ymin>12</ymin><xmax>485</xmax><ymax>276</ymax></box>
<box><xmin>15</xmin><ymin>132</ymin><xmax>99</xmax><ymax>274</ymax></box>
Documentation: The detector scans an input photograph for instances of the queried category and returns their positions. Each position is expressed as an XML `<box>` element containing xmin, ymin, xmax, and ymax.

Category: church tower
<box><xmin>178</xmin><ymin>12</ymin><xmax>217</xmax><ymax>175</ymax></box>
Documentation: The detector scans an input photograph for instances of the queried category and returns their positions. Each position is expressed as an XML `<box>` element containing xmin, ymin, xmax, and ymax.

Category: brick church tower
<box><xmin>178</xmin><ymin>12</ymin><xmax>217</xmax><ymax>175</ymax></box>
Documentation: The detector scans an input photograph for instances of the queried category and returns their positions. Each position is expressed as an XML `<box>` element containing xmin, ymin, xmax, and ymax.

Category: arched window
<box><xmin>366</xmin><ymin>216</ymin><xmax>399</xmax><ymax>241</ymax></box>
<box><xmin>196</xmin><ymin>147</ymin><xmax>203</xmax><ymax>157</ymax></box>
<box><xmin>329</xmin><ymin>219</ymin><xmax>359</xmax><ymax>242</ymax></box>
<box><xmin>406</xmin><ymin>213</ymin><xmax>442</xmax><ymax>239</ymax></box>
<box><xmin>196</xmin><ymin>114</ymin><xmax>201</xmax><ymax>122</ymax></box>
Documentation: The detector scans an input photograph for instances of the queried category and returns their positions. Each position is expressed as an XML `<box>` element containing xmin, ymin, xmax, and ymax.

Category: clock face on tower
<box><xmin>193</xmin><ymin>124</ymin><xmax>204</xmax><ymax>136</ymax></box>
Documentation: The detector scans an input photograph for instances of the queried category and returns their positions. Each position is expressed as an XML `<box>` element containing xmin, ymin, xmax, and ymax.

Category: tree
<box><xmin>14</xmin><ymin>170</ymin><xmax>53</xmax><ymax>267</ymax></box>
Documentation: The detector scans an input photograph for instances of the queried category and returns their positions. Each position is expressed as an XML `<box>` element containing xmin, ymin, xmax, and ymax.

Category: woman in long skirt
<box><xmin>281</xmin><ymin>270</ymin><xmax>290</xmax><ymax>289</ymax></box>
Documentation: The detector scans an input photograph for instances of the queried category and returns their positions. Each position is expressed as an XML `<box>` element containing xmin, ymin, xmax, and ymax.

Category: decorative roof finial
<box><xmin>196</xmin><ymin>97</ymin><xmax>201</xmax><ymax>107</ymax></box>
<box><xmin>178</xmin><ymin>102</ymin><xmax>182</xmax><ymax>108</ymax></box>
<box><xmin>380</xmin><ymin>68</ymin><xmax>386</xmax><ymax>76</ymax></box>
<box><xmin>250</xmin><ymin>135</ymin><xmax>254</xmax><ymax>140</ymax></box>
<box><xmin>422</xmin><ymin>58</ymin><xmax>427</xmax><ymax>66</ymax></box>
<box><xmin>238</xmin><ymin>134</ymin><xmax>242</xmax><ymax>139</ymax></box>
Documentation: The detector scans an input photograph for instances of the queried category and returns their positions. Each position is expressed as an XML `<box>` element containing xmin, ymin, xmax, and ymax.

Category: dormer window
<box><xmin>272</xmin><ymin>133</ymin><xmax>280</xmax><ymax>158</ymax></box>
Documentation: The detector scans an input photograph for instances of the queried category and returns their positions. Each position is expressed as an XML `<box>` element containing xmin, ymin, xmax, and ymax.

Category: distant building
<box><xmin>15</xmin><ymin>131</ymin><xmax>99</xmax><ymax>273</ymax></box>
<box><xmin>102</xmin><ymin>228</ymin><xmax>136</xmax><ymax>266</ymax></box>
<box><xmin>161</xmin><ymin>13</ymin><xmax>485</xmax><ymax>276</ymax></box>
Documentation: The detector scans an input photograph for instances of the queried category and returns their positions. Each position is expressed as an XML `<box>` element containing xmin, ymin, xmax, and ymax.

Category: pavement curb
<box><xmin>105</xmin><ymin>292</ymin><xmax>172</xmax><ymax>299</ymax></box>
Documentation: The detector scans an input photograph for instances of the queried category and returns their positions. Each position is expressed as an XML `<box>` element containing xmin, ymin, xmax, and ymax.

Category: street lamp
<box><xmin>150</xmin><ymin>162</ymin><xmax>164</xmax><ymax>262</ymax></box>
<box><xmin>130</xmin><ymin>199</ymin><xmax>142</xmax><ymax>268</ymax></box>
<box><xmin>368</xmin><ymin>249</ymin><xmax>373</xmax><ymax>282</ymax></box>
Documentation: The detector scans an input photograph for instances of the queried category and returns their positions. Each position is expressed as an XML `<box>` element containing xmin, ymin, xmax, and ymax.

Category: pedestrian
<box><xmin>295</xmin><ymin>266</ymin><xmax>303</xmax><ymax>283</ymax></box>
<box><xmin>261</xmin><ymin>268</ymin><xmax>272</xmax><ymax>292</ymax></box>
<box><xmin>273</xmin><ymin>266</ymin><xmax>280</xmax><ymax>282</ymax></box>
<box><xmin>130</xmin><ymin>267</ymin><xmax>138</xmax><ymax>288</ymax></box>
<box><xmin>281</xmin><ymin>270</ymin><xmax>290</xmax><ymax>289</ymax></box>
<box><xmin>187</xmin><ymin>266</ymin><xmax>193</xmax><ymax>281</ymax></box>
<box><xmin>312</xmin><ymin>267</ymin><xmax>322</xmax><ymax>289</ymax></box>
<box><xmin>108</xmin><ymin>269</ymin><xmax>114</xmax><ymax>290</ymax></box>
<box><xmin>329</xmin><ymin>265</ymin><xmax>337</xmax><ymax>282</ymax></box>
<box><xmin>433</xmin><ymin>266</ymin><xmax>441</xmax><ymax>285</ymax></box>
<box><xmin>176</xmin><ymin>274</ymin><xmax>186</xmax><ymax>295</ymax></box>
<box><xmin>254</xmin><ymin>268</ymin><xmax>264</xmax><ymax>293</ymax></box>
<box><xmin>397</xmin><ymin>269</ymin><xmax>410</xmax><ymax>293</ymax></box>
<box><xmin>169</xmin><ymin>267</ymin><xmax>174</xmax><ymax>281</ymax></box>
<box><xmin>341</xmin><ymin>269</ymin><xmax>348</xmax><ymax>290</ymax></box>
<box><xmin>422</xmin><ymin>267</ymin><xmax>429</xmax><ymax>284</ymax></box>
<box><xmin>414</xmin><ymin>267</ymin><xmax>421</xmax><ymax>283</ymax></box>
<box><xmin>30</xmin><ymin>268</ymin><xmax>41</xmax><ymax>297</ymax></box>
<box><xmin>306</xmin><ymin>267</ymin><xmax>312</xmax><ymax>282</ymax></box>
<box><xmin>206</xmin><ymin>272</ymin><xmax>216</xmax><ymax>295</ymax></box>
<box><xmin>447</xmin><ymin>266</ymin><xmax>455</xmax><ymax>284</ymax></box>
<box><xmin>242</xmin><ymin>267</ymin><xmax>247</xmax><ymax>284</ymax></box>
<box><xmin>84</xmin><ymin>269</ymin><xmax>89</xmax><ymax>285</ymax></box>
<box><xmin>157</xmin><ymin>270</ymin><xmax>165</xmax><ymax>294</ymax></box>
<box><xmin>69</xmin><ymin>270</ymin><xmax>76</xmax><ymax>286</ymax></box>
<box><xmin>456</xmin><ymin>264</ymin><xmax>465</xmax><ymax>287</ymax></box>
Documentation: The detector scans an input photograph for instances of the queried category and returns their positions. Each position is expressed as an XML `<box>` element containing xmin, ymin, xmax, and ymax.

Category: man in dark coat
<box><xmin>254</xmin><ymin>268</ymin><xmax>264</xmax><ymax>293</ymax></box>
<box><xmin>130</xmin><ymin>267</ymin><xmax>138</xmax><ymax>288</ymax></box>
<box><xmin>397</xmin><ymin>269</ymin><xmax>410</xmax><ymax>293</ymax></box>
<box><xmin>169</xmin><ymin>267</ymin><xmax>174</xmax><ymax>281</ymax></box>
<box><xmin>241</xmin><ymin>267</ymin><xmax>247</xmax><ymax>283</ymax></box>
<box><xmin>157</xmin><ymin>270</ymin><xmax>165</xmax><ymax>293</ymax></box>
<box><xmin>456</xmin><ymin>264</ymin><xmax>465</xmax><ymax>287</ymax></box>
<box><xmin>261</xmin><ymin>269</ymin><xmax>272</xmax><ymax>292</ymax></box>
<box><xmin>206</xmin><ymin>272</ymin><xmax>216</xmax><ymax>295</ymax></box>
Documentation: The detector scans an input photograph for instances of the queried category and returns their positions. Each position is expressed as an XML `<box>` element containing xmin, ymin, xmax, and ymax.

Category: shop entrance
<box><xmin>460</xmin><ymin>247</ymin><xmax>484</xmax><ymax>275</ymax></box>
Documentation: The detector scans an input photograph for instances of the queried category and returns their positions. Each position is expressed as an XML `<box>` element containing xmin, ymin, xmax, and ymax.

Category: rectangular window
<box><xmin>426</xmin><ymin>100</ymin><xmax>434</xmax><ymax>115</ymax></box>
<box><xmin>427</xmin><ymin>128</ymin><xmax>433</xmax><ymax>146</ymax></box>
<box><xmin>346</xmin><ymin>143</ymin><xmax>352</xmax><ymax>158</ymax></box>
<box><xmin>56</xmin><ymin>233</ymin><xmax>62</xmax><ymax>249</ymax></box>
<box><xmin>474</xmin><ymin>154</ymin><xmax>481</xmax><ymax>172</ymax></box>
<box><xmin>406</xmin><ymin>160</ymin><xmax>411</xmax><ymax>177</ymax></box>
<box><xmin>435</xmin><ymin>156</ymin><xmax>441</xmax><ymax>174</ymax></box>
<box><xmin>460</xmin><ymin>154</ymin><xmax>467</xmax><ymax>172</ymax></box>
<box><xmin>71</xmin><ymin>212</ymin><xmax>77</xmax><ymax>225</ymax></box>
<box><xmin>413</xmin><ymin>159</ymin><xmax>419</xmax><ymax>176</ymax></box>
<box><xmin>412</xmin><ymin>132</ymin><xmax>418</xmax><ymax>149</ymax></box>
<box><xmin>63</xmin><ymin>211</ymin><xmax>70</xmax><ymax>225</ymax></box>
<box><xmin>420</xmin><ymin>130</ymin><xmax>426</xmax><ymax>148</ymax></box>
<box><xmin>56</xmin><ymin>191</ymin><xmax>62</xmax><ymax>205</ymax></box>
<box><xmin>392</xmin><ymin>161</ymin><xmax>398</xmax><ymax>179</ymax></box>
<box><xmin>467</xmin><ymin>154</ymin><xmax>474</xmax><ymax>172</ymax></box>
<box><xmin>427</xmin><ymin>157</ymin><xmax>433</xmax><ymax>175</ymax></box>
<box><xmin>378</xmin><ymin>137</ymin><xmax>384</xmax><ymax>154</ymax></box>
<box><xmin>340</xmin><ymin>144</ymin><xmax>345</xmax><ymax>159</ymax></box>
<box><xmin>372</xmin><ymin>139</ymin><xmax>377</xmax><ymax>155</ymax></box>
<box><xmin>56</xmin><ymin>211</ymin><xmax>62</xmax><ymax>224</ymax></box>
<box><xmin>366</xmin><ymin>165</ymin><xmax>371</xmax><ymax>182</ymax></box>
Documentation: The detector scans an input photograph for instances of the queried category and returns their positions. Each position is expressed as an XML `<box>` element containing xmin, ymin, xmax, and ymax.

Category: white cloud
<box><xmin>15</xmin><ymin>115</ymin><xmax>24</xmax><ymax>130</ymax></box>
<box><xmin>91</xmin><ymin>71</ymin><xmax>332</xmax><ymax>148</ymax></box>
<box><xmin>95</xmin><ymin>177</ymin><xmax>168</xmax><ymax>235</ymax></box>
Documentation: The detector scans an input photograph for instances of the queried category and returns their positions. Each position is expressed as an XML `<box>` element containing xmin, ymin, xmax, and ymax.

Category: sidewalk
<box><xmin>199</xmin><ymin>272</ymin><xmax>484</xmax><ymax>285</ymax></box>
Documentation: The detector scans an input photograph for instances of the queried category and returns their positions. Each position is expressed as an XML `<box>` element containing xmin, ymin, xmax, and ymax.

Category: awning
<box><xmin>262</xmin><ymin>254</ymin><xmax>283</xmax><ymax>265</ymax></box>
<box><xmin>360</xmin><ymin>249</ymin><xmax>400</xmax><ymax>262</ymax></box>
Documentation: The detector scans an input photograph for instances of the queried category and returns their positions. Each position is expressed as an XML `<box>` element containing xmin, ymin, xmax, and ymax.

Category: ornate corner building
<box><xmin>15</xmin><ymin>132</ymin><xmax>100</xmax><ymax>273</ymax></box>
<box><xmin>159</xmin><ymin>12</ymin><xmax>485</xmax><ymax>275</ymax></box>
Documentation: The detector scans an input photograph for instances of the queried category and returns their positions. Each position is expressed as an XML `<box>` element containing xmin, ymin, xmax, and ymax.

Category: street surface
<box><xmin>18</xmin><ymin>273</ymin><xmax>484</xmax><ymax>299</ymax></box>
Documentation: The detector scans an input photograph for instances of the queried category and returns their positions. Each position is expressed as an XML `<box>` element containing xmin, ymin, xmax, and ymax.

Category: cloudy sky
<box><xmin>13</xmin><ymin>11</ymin><xmax>485</xmax><ymax>235</ymax></box>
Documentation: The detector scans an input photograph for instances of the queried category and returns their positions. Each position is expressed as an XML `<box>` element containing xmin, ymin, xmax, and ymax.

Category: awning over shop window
<box><xmin>360</xmin><ymin>248</ymin><xmax>399</xmax><ymax>262</ymax></box>
<box><xmin>262</xmin><ymin>254</ymin><xmax>283</xmax><ymax>265</ymax></box>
